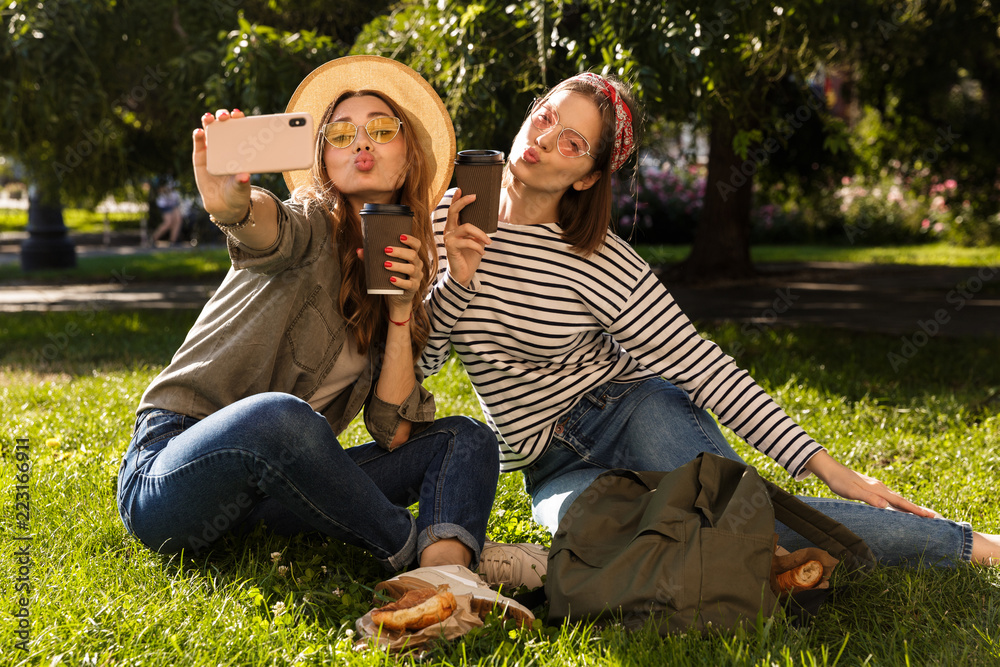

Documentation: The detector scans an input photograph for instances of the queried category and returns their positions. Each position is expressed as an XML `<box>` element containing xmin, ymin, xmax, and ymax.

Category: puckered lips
<box><xmin>521</xmin><ymin>146</ymin><xmax>540</xmax><ymax>165</ymax></box>
<box><xmin>355</xmin><ymin>151</ymin><xmax>375</xmax><ymax>172</ymax></box>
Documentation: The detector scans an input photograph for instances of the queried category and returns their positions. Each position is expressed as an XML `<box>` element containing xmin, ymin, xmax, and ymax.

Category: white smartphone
<box><xmin>205</xmin><ymin>112</ymin><xmax>315</xmax><ymax>175</ymax></box>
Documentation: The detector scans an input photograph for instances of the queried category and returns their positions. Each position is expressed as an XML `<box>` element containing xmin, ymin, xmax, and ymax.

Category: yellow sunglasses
<box><xmin>321</xmin><ymin>116</ymin><xmax>403</xmax><ymax>148</ymax></box>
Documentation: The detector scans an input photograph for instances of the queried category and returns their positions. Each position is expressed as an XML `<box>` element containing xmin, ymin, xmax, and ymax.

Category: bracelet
<box><xmin>388</xmin><ymin>315</ymin><xmax>411</xmax><ymax>326</ymax></box>
<box><xmin>209</xmin><ymin>199</ymin><xmax>255</xmax><ymax>230</ymax></box>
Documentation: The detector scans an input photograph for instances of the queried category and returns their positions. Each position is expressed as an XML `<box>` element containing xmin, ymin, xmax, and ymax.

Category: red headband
<box><xmin>568</xmin><ymin>73</ymin><xmax>635</xmax><ymax>172</ymax></box>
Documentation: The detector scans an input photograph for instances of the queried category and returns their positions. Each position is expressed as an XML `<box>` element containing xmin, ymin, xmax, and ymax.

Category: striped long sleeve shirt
<box><xmin>420</xmin><ymin>190</ymin><xmax>825</xmax><ymax>477</ymax></box>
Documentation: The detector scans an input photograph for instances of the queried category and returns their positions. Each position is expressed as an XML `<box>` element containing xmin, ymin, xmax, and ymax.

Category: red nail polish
<box><xmin>385</xmin><ymin>247</ymin><xmax>393</xmax><ymax>254</ymax></box>
<box><xmin>390</xmin><ymin>277</ymin><xmax>397</xmax><ymax>283</ymax></box>
<box><xmin>400</xmin><ymin>234</ymin><xmax>408</xmax><ymax>242</ymax></box>
<box><xmin>384</xmin><ymin>261</ymin><xmax>392</xmax><ymax>268</ymax></box>
<box><xmin>233</xmin><ymin>108</ymin><xmax>241</xmax><ymax>114</ymax></box>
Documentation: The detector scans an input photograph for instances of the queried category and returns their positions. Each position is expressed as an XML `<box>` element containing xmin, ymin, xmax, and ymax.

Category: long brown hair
<box><xmin>291</xmin><ymin>91</ymin><xmax>435</xmax><ymax>358</ymax></box>
<box><xmin>509</xmin><ymin>75</ymin><xmax>643</xmax><ymax>257</ymax></box>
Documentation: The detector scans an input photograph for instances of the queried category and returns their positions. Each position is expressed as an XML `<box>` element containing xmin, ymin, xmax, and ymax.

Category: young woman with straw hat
<box><xmin>116</xmin><ymin>56</ymin><xmax>502</xmax><ymax>575</ymax></box>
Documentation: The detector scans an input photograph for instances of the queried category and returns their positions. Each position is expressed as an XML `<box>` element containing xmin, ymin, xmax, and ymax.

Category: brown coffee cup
<box><xmin>360</xmin><ymin>203</ymin><xmax>414</xmax><ymax>295</ymax></box>
<box><xmin>454</xmin><ymin>150</ymin><xmax>505</xmax><ymax>234</ymax></box>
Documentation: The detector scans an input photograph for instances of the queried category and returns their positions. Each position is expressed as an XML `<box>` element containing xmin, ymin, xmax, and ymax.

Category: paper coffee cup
<box><xmin>360</xmin><ymin>203</ymin><xmax>414</xmax><ymax>295</ymax></box>
<box><xmin>454</xmin><ymin>150</ymin><xmax>505</xmax><ymax>234</ymax></box>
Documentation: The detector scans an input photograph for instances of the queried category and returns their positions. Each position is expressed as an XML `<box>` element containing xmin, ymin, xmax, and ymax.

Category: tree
<box><xmin>847</xmin><ymin>0</ymin><xmax>1000</xmax><ymax>234</ymax></box>
<box><xmin>353</xmin><ymin>1</ymin><xmax>865</xmax><ymax>280</ymax></box>
<box><xmin>0</xmin><ymin>0</ymin><xmax>388</xmax><ymax>269</ymax></box>
<box><xmin>353</xmin><ymin>1</ymin><xmax>568</xmax><ymax>153</ymax></box>
<box><xmin>553</xmin><ymin>0</ymin><xmax>888</xmax><ymax>281</ymax></box>
<box><xmin>359</xmin><ymin>1</ymin><xmax>1000</xmax><ymax>280</ymax></box>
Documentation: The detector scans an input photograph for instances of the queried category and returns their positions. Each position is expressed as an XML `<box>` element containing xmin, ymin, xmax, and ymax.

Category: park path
<box><xmin>1</xmin><ymin>236</ymin><xmax>998</xmax><ymax>338</ymax></box>
<box><xmin>662</xmin><ymin>261</ymin><xmax>1000</xmax><ymax>339</ymax></box>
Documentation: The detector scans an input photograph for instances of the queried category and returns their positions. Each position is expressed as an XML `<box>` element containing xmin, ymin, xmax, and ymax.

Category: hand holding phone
<box><xmin>205</xmin><ymin>112</ymin><xmax>314</xmax><ymax>175</ymax></box>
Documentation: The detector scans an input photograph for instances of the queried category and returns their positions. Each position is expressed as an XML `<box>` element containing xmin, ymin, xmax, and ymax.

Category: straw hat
<box><xmin>283</xmin><ymin>55</ymin><xmax>456</xmax><ymax>204</ymax></box>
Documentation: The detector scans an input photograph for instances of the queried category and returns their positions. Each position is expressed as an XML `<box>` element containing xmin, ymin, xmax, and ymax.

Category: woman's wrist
<box><xmin>209</xmin><ymin>199</ymin><xmax>254</xmax><ymax>229</ymax></box>
<box><xmin>803</xmin><ymin>450</ymin><xmax>837</xmax><ymax>481</ymax></box>
<box><xmin>388</xmin><ymin>314</ymin><xmax>411</xmax><ymax>326</ymax></box>
<box><xmin>387</xmin><ymin>306</ymin><xmax>413</xmax><ymax>327</ymax></box>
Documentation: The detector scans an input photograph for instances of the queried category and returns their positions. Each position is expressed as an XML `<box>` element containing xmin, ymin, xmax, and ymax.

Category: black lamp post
<box><xmin>20</xmin><ymin>186</ymin><xmax>77</xmax><ymax>271</ymax></box>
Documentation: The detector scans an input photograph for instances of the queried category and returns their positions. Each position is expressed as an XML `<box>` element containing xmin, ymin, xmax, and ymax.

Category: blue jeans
<box><xmin>524</xmin><ymin>378</ymin><xmax>973</xmax><ymax>567</ymax></box>
<box><xmin>116</xmin><ymin>393</ymin><xmax>499</xmax><ymax>570</ymax></box>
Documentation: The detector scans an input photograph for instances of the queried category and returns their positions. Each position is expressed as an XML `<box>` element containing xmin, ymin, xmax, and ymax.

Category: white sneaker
<box><xmin>478</xmin><ymin>540</ymin><xmax>548</xmax><ymax>591</ymax></box>
<box><xmin>374</xmin><ymin>564</ymin><xmax>534</xmax><ymax>626</ymax></box>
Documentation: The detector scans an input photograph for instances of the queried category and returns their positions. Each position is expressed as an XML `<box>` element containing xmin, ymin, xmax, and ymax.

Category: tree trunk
<box><xmin>672</xmin><ymin>109</ymin><xmax>755</xmax><ymax>284</ymax></box>
<box><xmin>20</xmin><ymin>182</ymin><xmax>77</xmax><ymax>271</ymax></box>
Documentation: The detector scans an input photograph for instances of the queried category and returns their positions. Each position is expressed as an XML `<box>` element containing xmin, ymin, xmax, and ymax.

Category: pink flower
<box><xmin>933</xmin><ymin>222</ymin><xmax>945</xmax><ymax>233</ymax></box>
<box><xmin>944</xmin><ymin>179</ymin><xmax>957</xmax><ymax>190</ymax></box>
<box><xmin>921</xmin><ymin>218</ymin><xmax>931</xmax><ymax>229</ymax></box>
<box><xmin>841</xmin><ymin>176</ymin><xmax>851</xmax><ymax>186</ymax></box>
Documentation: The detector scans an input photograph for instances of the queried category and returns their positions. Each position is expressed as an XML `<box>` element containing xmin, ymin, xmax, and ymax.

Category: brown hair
<box><xmin>291</xmin><ymin>91</ymin><xmax>435</xmax><ymax>358</ymax></box>
<box><xmin>517</xmin><ymin>74</ymin><xmax>643</xmax><ymax>257</ymax></box>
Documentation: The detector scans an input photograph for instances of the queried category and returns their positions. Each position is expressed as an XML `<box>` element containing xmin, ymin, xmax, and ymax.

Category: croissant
<box><xmin>370</xmin><ymin>588</ymin><xmax>457</xmax><ymax>632</ymax></box>
<box><xmin>775</xmin><ymin>559</ymin><xmax>824</xmax><ymax>593</ymax></box>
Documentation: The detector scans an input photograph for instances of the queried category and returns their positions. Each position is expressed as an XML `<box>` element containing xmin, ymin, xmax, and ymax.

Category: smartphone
<box><xmin>205</xmin><ymin>112</ymin><xmax>315</xmax><ymax>175</ymax></box>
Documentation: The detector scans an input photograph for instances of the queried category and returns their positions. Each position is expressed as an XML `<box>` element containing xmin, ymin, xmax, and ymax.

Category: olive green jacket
<box><xmin>137</xmin><ymin>187</ymin><xmax>435</xmax><ymax>447</ymax></box>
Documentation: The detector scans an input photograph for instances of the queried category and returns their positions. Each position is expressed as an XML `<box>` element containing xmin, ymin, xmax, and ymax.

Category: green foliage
<box><xmin>752</xmin><ymin>170</ymin><xmax>1000</xmax><ymax>246</ymax></box>
<box><xmin>352</xmin><ymin>0</ymin><xmax>557</xmax><ymax>153</ymax></box>
<box><xmin>848</xmin><ymin>0</ymin><xmax>1000</xmax><ymax>221</ymax></box>
<box><xmin>0</xmin><ymin>1</ymin><xmax>380</xmax><ymax>206</ymax></box>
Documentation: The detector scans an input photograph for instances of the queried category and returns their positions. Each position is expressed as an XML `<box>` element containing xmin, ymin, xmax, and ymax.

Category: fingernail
<box><xmin>384</xmin><ymin>261</ymin><xmax>392</xmax><ymax>268</ymax></box>
<box><xmin>233</xmin><ymin>108</ymin><xmax>241</xmax><ymax>114</ymax></box>
<box><xmin>239</xmin><ymin>175</ymin><xmax>249</xmax><ymax>184</ymax></box>
<box><xmin>356</xmin><ymin>249</ymin><xmax>362</xmax><ymax>258</ymax></box>
<box><xmin>399</xmin><ymin>235</ymin><xmax>408</xmax><ymax>242</ymax></box>
<box><xmin>390</xmin><ymin>276</ymin><xmax>397</xmax><ymax>283</ymax></box>
<box><xmin>385</xmin><ymin>247</ymin><xmax>393</xmax><ymax>253</ymax></box>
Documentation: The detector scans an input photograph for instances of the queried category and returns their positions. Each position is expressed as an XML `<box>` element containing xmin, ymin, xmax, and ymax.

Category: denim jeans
<box><xmin>117</xmin><ymin>392</ymin><xmax>499</xmax><ymax>570</ymax></box>
<box><xmin>524</xmin><ymin>378</ymin><xmax>973</xmax><ymax>567</ymax></box>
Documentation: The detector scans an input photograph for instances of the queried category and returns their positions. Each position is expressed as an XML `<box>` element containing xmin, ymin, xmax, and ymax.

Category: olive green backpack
<box><xmin>545</xmin><ymin>453</ymin><xmax>875</xmax><ymax>634</ymax></box>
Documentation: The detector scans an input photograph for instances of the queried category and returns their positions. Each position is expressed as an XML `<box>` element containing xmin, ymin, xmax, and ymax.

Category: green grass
<box><xmin>0</xmin><ymin>248</ymin><xmax>233</xmax><ymax>284</ymax></box>
<box><xmin>5</xmin><ymin>242</ymin><xmax>997</xmax><ymax>287</ymax></box>
<box><xmin>636</xmin><ymin>242</ymin><xmax>1000</xmax><ymax>268</ymax></box>
<box><xmin>2</xmin><ymin>311</ymin><xmax>999</xmax><ymax>665</ymax></box>
<box><xmin>0</xmin><ymin>207</ymin><xmax>147</xmax><ymax>234</ymax></box>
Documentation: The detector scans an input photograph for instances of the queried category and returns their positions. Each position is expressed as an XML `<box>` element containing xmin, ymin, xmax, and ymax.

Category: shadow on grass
<box><xmin>1</xmin><ymin>310</ymin><xmax>202</xmax><ymax>375</ymax></box>
<box><xmin>4</xmin><ymin>311</ymin><xmax>998</xmax><ymax>413</ymax></box>
<box><xmin>704</xmin><ymin>322</ymin><xmax>1000</xmax><ymax>413</ymax></box>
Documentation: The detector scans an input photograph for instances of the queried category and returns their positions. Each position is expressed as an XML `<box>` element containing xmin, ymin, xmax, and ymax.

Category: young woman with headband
<box><xmin>117</xmin><ymin>56</ymin><xmax>508</xmax><ymax>583</ymax></box>
<box><xmin>425</xmin><ymin>72</ymin><xmax>999</xmax><ymax>588</ymax></box>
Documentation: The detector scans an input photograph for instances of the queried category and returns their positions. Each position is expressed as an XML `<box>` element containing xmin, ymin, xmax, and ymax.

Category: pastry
<box><xmin>775</xmin><ymin>559</ymin><xmax>824</xmax><ymax>593</ymax></box>
<box><xmin>370</xmin><ymin>588</ymin><xmax>457</xmax><ymax>632</ymax></box>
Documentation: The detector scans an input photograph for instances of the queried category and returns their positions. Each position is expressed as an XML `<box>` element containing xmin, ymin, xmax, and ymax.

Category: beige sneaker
<box><xmin>478</xmin><ymin>540</ymin><xmax>548</xmax><ymax>591</ymax></box>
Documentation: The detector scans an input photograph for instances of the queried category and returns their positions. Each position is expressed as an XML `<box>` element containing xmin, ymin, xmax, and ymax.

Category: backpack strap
<box><xmin>764</xmin><ymin>480</ymin><xmax>876</xmax><ymax>570</ymax></box>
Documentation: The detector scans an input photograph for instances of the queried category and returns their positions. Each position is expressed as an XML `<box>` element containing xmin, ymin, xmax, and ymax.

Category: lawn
<box><xmin>3</xmin><ymin>241</ymin><xmax>999</xmax><ymax>285</ymax></box>
<box><xmin>1</xmin><ymin>309</ymin><xmax>998</xmax><ymax>665</ymax></box>
<box><xmin>0</xmin><ymin>207</ymin><xmax>146</xmax><ymax>235</ymax></box>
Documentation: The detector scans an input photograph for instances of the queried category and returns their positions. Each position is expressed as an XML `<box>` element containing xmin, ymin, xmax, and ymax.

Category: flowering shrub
<box><xmin>612</xmin><ymin>164</ymin><xmax>705</xmax><ymax>244</ymax></box>
<box><xmin>613</xmin><ymin>163</ymin><xmax>797</xmax><ymax>245</ymax></box>
<box><xmin>612</xmin><ymin>160</ymin><xmax>999</xmax><ymax>247</ymax></box>
<box><xmin>820</xmin><ymin>170</ymin><xmax>998</xmax><ymax>245</ymax></box>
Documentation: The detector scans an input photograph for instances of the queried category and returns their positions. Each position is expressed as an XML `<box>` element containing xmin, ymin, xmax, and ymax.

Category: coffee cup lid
<box><xmin>360</xmin><ymin>203</ymin><xmax>413</xmax><ymax>216</ymax></box>
<box><xmin>455</xmin><ymin>149</ymin><xmax>505</xmax><ymax>164</ymax></box>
